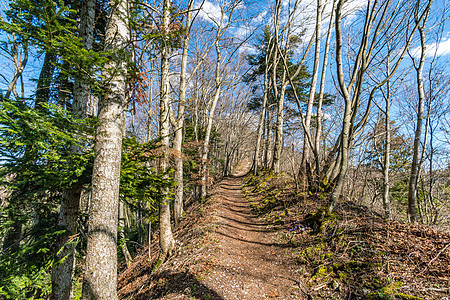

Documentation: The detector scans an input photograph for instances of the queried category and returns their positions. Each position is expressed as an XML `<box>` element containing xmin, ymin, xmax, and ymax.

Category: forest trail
<box><xmin>199</xmin><ymin>175</ymin><xmax>304</xmax><ymax>299</ymax></box>
<box><xmin>118</xmin><ymin>171</ymin><xmax>450</xmax><ymax>299</ymax></box>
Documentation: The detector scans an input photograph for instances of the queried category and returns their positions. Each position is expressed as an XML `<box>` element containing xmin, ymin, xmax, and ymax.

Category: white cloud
<box><xmin>342</xmin><ymin>0</ymin><xmax>367</xmax><ymax>26</ymax></box>
<box><xmin>238</xmin><ymin>43</ymin><xmax>258</xmax><ymax>56</ymax></box>
<box><xmin>411</xmin><ymin>36</ymin><xmax>450</xmax><ymax>58</ymax></box>
<box><xmin>252</xmin><ymin>10</ymin><xmax>268</xmax><ymax>25</ymax></box>
<box><xmin>234</xmin><ymin>26</ymin><xmax>250</xmax><ymax>39</ymax></box>
<box><xmin>195</xmin><ymin>0</ymin><xmax>226</xmax><ymax>25</ymax></box>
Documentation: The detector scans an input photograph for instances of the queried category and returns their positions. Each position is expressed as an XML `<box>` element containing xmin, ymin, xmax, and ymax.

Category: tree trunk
<box><xmin>174</xmin><ymin>0</ymin><xmax>193</xmax><ymax>225</ymax></box>
<box><xmin>328</xmin><ymin>0</ymin><xmax>354</xmax><ymax>213</ymax></box>
<box><xmin>264</xmin><ymin>105</ymin><xmax>273</xmax><ymax>169</ymax></box>
<box><xmin>72</xmin><ymin>0</ymin><xmax>95</xmax><ymax>117</ymax></box>
<box><xmin>382</xmin><ymin>76</ymin><xmax>391</xmax><ymax>219</ymax></box>
<box><xmin>119</xmin><ymin>200</ymin><xmax>132</xmax><ymax>266</ymax></box>
<box><xmin>200</xmin><ymin>39</ymin><xmax>222</xmax><ymax>199</ymax></box>
<box><xmin>314</xmin><ymin>0</ymin><xmax>334</xmax><ymax>185</ymax></box>
<box><xmin>300</xmin><ymin>0</ymin><xmax>323</xmax><ymax>186</ymax></box>
<box><xmin>51</xmin><ymin>184</ymin><xmax>82</xmax><ymax>300</ymax></box>
<box><xmin>6</xmin><ymin>34</ymin><xmax>28</xmax><ymax>99</ymax></box>
<box><xmin>51</xmin><ymin>1</ymin><xmax>96</xmax><ymax>298</ymax></box>
<box><xmin>155</xmin><ymin>0</ymin><xmax>176</xmax><ymax>269</ymax></box>
<box><xmin>408</xmin><ymin>9</ymin><xmax>429</xmax><ymax>224</ymax></box>
<box><xmin>81</xmin><ymin>0</ymin><xmax>129</xmax><ymax>297</ymax></box>
<box><xmin>252</xmin><ymin>43</ymin><xmax>271</xmax><ymax>176</ymax></box>
<box><xmin>270</xmin><ymin>0</ymin><xmax>283</xmax><ymax>173</ymax></box>
<box><xmin>272</xmin><ymin>79</ymin><xmax>286</xmax><ymax>174</ymax></box>
<box><xmin>35</xmin><ymin>51</ymin><xmax>56</xmax><ymax>108</ymax></box>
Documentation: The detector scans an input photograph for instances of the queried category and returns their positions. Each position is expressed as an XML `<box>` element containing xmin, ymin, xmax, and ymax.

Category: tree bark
<box><xmin>81</xmin><ymin>0</ymin><xmax>129</xmax><ymax>297</ymax></box>
<box><xmin>156</xmin><ymin>0</ymin><xmax>176</xmax><ymax>269</ymax></box>
<box><xmin>200</xmin><ymin>39</ymin><xmax>222</xmax><ymax>199</ymax></box>
<box><xmin>408</xmin><ymin>4</ymin><xmax>431</xmax><ymax>223</ymax></box>
<box><xmin>271</xmin><ymin>0</ymin><xmax>284</xmax><ymax>174</ymax></box>
<box><xmin>51</xmin><ymin>1</ymin><xmax>96</xmax><ymax>299</ymax></box>
<box><xmin>253</xmin><ymin>35</ymin><xmax>273</xmax><ymax>176</ymax></box>
<box><xmin>328</xmin><ymin>0</ymin><xmax>356</xmax><ymax>213</ymax></box>
<box><xmin>382</xmin><ymin>71</ymin><xmax>391</xmax><ymax>219</ymax></box>
<box><xmin>408</xmin><ymin>32</ymin><xmax>425</xmax><ymax>223</ymax></box>
<box><xmin>314</xmin><ymin>0</ymin><xmax>335</xmax><ymax>185</ymax></box>
<box><xmin>300</xmin><ymin>0</ymin><xmax>323</xmax><ymax>186</ymax></box>
<box><xmin>173</xmin><ymin>0</ymin><xmax>194</xmax><ymax>225</ymax></box>
<box><xmin>72</xmin><ymin>0</ymin><xmax>96</xmax><ymax>117</ymax></box>
<box><xmin>35</xmin><ymin>51</ymin><xmax>56</xmax><ymax>108</ymax></box>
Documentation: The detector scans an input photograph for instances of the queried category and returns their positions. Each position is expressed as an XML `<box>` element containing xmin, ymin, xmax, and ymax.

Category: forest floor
<box><xmin>118</xmin><ymin>170</ymin><xmax>450</xmax><ymax>300</ymax></box>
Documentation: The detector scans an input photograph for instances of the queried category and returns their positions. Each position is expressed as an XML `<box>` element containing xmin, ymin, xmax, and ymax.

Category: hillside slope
<box><xmin>118</xmin><ymin>172</ymin><xmax>450</xmax><ymax>299</ymax></box>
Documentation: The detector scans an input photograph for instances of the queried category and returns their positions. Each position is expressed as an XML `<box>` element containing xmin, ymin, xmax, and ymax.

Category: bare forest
<box><xmin>0</xmin><ymin>0</ymin><xmax>449</xmax><ymax>299</ymax></box>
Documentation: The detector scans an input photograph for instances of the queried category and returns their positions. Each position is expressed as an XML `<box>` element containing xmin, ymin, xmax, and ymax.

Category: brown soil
<box><xmin>199</xmin><ymin>175</ymin><xmax>304</xmax><ymax>299</ymax></box>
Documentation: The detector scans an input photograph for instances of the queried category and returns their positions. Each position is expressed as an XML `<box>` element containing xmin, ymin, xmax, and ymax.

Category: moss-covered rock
<box><xmin>304</xmin><ymin>206</ymin><xmax>337</xmax><ymax>233</ymax></box>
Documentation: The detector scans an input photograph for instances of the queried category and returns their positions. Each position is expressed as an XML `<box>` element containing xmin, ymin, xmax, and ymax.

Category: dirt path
<box><xmin>201</xmin><ymin>175</ymin><xmax>304</xmax><ymax>299</ymax></box>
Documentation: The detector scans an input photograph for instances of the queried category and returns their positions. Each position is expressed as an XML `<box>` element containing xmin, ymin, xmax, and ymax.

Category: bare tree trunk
<box><xmin>173</xmin><ymin>0</ymin><xmax>194</xmax><ymax>225</ymax></box>
<box><xmin>408</xmin><ymin>7</ymin><xmax>429</xmax><ymax>223</ymax></box>
<box><xmin>200</xmin><ymin>39</ymin><xmax>222</xmax><ymax>199</ymax></box>
<box><xmin>119</xmin><ymin>200</ymin><xmax>132</xmax><ymax>266</ymax></box>
<box><xmin>271</xmin><ymin>0</ymin><xmax>284</xmax><ymax>174</ymax></box>
<box><xmin>155</xmin><ymin>0</ymin><xmax>176</xmax><ymax>269</ymax></box>
<box><xmin>382</xmin><ymin>84</ymin><xmax>391</xmax><ymax>219</ymax></box>
<box><xmin>314</xmin><ymin>0</ymin><xmax>335</xmax><ymax>185</ymax></box>
<box><xmin>328</xmin><ymin>0</ymin><xmax>356</xmax><ymax>213</ymax></box>
<box><xmin>5</xmin><ymin>34</ymin><xmax>28</xmax><ymax>99</ymax></box>
<box><xmin>253</xmin><ymin>36</ymin><xmax>273</xmax><ymax>175</ymax></box>
<box><xmin>193</xmin><ymin>85</ymin><xmax>199</xmax><ymax>142</ymax></box>
<box><xmin>81</xmin><ymin>0</ymin><xmax>129</xmax><ymax>297</ymax></box>
<box><xmin>264</xmin><ymin>105</ymin><xmax>273</xmax><ymax>169</ymax></box>
<box><xmin>52</xmin><ymin>1</ymin><xmax>96</xmax><ymax>299</ymax></box>
<box><xmin>300</xmin><ymin>0</ymin><xmax>323</xmax><ymax>186</ymax></box>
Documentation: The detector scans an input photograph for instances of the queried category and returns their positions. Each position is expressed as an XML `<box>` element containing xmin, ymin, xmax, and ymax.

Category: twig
<box><xmin>418</xmin><ymin>242</ymin><xmax>450</xmax><ymax>275</ymax></box>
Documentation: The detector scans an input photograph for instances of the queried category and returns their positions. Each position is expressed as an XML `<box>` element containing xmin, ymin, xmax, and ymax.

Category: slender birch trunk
<box><xmin>173</xmin><ymin>0</ymin><xmax>194</xmax><ymax>225</ymax></box>
<box><xmin>314</xmin><ymin>0</ymin><xmax>335</xmax><ymax>184</ymax></box>
<box><xmin>408</xmin><ymin>7</ymin><xmax>430</xmax><ymax>223</ymax></box>
<box><xmin>382</xmin><ymin>60</ymin><xmax>392</xmax><ymax>219</ymax></box>
<box><xmin>156</xmin><ymin>0</ymin><xmax>176</xmax><ymax>269</ymax></box>
<box><xmin>253</xmin><ymin>36</ymin><xmax>273</xmax><ymax>175</ymax></box>
<box><xmin>81</xmin><ymin>0</ymin><xmax>129</xmax><ymax>297</ymax></box>
<box><xmin>201</xmin><ymin>39</ymin><xmax>222</xmax><ymax>199</ymax></box>
<box><xmin>301</xmin><ymin>0</ymin><xmax>323</xmax><ymax>185</ymax></box>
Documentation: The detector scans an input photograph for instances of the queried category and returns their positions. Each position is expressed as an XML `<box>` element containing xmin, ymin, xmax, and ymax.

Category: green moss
<box><xmin>305</xmin><ymin>206</ymin><xmax>337</xmax><ymax>233</ymax></box>
<box><xmin>365</xmin><ymin>282</ymin><xmax>422</xmax><ymax>300</ymax></box>
<box><xmin>395</xmin><ymin>293</ymin><xmax>423</xmax><ymax>300</ymax></box>
<box><xmin>311</xmin><ymin>265</ymin><xmax>331</xmax><ymax>281</ymax></box>
<box><xmin>337</xmin><ymin>271</ymin><xmax>348</xmax><ymax>282</ymax></box>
